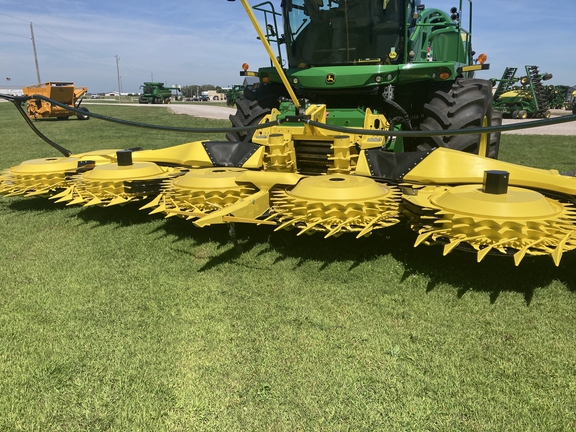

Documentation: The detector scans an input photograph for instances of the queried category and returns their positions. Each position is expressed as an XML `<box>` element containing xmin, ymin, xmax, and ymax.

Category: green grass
<box><xmin>1</xmin><ymin>102</ymin><xmax>576</xmax><ymax>431</ymax></box>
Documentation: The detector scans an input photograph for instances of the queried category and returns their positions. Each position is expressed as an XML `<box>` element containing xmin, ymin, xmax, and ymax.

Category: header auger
<box><xmin>2</xmin><ymin>1</ymin><xmax>576</xmax><ymax>266</ymax></box>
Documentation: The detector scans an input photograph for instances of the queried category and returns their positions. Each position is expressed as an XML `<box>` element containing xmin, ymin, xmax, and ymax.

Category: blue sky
<box><xmin>1</xmin><ymin>0</ymin><xmax>575</xmax><ymax>93</ymax></box>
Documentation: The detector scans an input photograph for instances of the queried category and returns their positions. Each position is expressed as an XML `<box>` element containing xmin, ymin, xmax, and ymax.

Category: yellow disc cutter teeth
<box><xmin>269</xmin><ymin>174</ymin><xmax>401</xmax><ymax>238</ymax></box>
<box><xmin>403</xmin><ymin>180</ymin><xmax>576</xmax><ymax>266</ymax></box>
<box><xmin>141</xmin><ymin>167</ymin><xmax>258</xmax><ymax>220</ymax></box>
<box><xmin>51</xmin><ymin>150</ymin><xmax>182</xmax><ymax>207</ymax></box>
<box><xmin>0</xmin><ymin>157</ymin><xmax>87</xmax><ymax>198</ymax></box>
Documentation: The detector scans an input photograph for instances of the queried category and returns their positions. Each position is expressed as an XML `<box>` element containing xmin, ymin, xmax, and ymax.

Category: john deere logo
<box><xmin>326</xmin><ymin>74</ymin><xmax>335</xmax><ymax>84</ymax></box>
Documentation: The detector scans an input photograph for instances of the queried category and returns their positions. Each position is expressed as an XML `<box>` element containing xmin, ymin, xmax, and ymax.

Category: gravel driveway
<box><xmin>168</xmin><ymin>104</ymin><xmax>236</xmax><ymax>120</ymax></box>
<box><xmin>499</xmin><ymin>109</ymin><xmax>576</xmax><ymax>135</ymax></box>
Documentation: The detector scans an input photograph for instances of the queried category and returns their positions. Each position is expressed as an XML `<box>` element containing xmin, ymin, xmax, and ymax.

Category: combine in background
<box><xmin>138</xmin><ymin>82</ymin><xmax>180</xmax><ymax>104</ymax></box>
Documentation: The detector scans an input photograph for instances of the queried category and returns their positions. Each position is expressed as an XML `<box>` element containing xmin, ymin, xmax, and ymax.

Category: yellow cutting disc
<box><xmin>268</xmin><ymin>174</ymin><xmax>401</xmax><ymax>238</ymax></box>
<box><xmin>403</xmin><ymin>184</ymin><xmax>576</xmax><ymax>265</ymax></box>
<box><xmin>141</xmin><ymin>167</ymin><xmax>258</xmax><ymax>219</ymax></box>
<box><xmin>0</xmin><ymin>157</ymin><xmax>82</xmax><ymax>197</ymax></box>
<box><xmin>51</xmin><ymin>162</ymin><xmax>183</xmax><ymax>207</ymax></box>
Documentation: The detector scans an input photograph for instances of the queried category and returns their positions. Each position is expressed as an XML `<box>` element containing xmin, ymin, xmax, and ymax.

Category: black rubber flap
<box><xmin>364</xmin><ymin>149</ymin><xmax>433</xmax><ymax>181</ymax></box>
<box><xmin>201</xmin><ymin>141</ymin><xmax>260</xmax><ymax>167</ymax></box>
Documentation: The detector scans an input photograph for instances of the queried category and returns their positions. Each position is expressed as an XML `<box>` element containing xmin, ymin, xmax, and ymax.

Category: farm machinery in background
<box><xmin>3</xmin><ymin>0</ymin><xmax>576</xmax><ymax>266</ymax></box>
<box><xmin>547</xmin><ymin>85</ymin><xmax>573</xmax><ymax>110</ymax></box>
<box><xmin>562</xmin><ymin>87</ymin><xmax>576</xmax><ymax>114</ymax></box>
<box><xmin>225</xmin><ymin>85</ymin><xmax>247</xmax><ymax>106</ymax></box>
<box><xmin>138</xmin><ymin>82</ymin><xmax>180</xmax><ymax>104</ymax></box>
<box><xmin>22</xmin><ymin>82</ymin><xmax>90</xmax><ymax>120</ymax></box>
<box><xmin>491</xmin><ymin>66</ymin><xmax>553</xmax><ymax>119</ymax></box>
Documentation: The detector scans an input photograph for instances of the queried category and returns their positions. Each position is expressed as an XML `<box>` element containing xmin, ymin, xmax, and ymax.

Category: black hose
<box><xmin>3</xmin><ymin>93</ymin><xmax>576</xmax><ymax>149</ymax></box>
<box><xmin>304</xmin><ymin>114</ymin><xmax>576</xmax><ymax>137</ymax></box>
<box><xmin>4</xmin><ymin>95</ymin><xmax>72</xmax><ymax>156</ymax></box>
<box><xmin>3</xmin><ymin>94</ymin><xmax>284</xmax><ymax>134</ymax></box>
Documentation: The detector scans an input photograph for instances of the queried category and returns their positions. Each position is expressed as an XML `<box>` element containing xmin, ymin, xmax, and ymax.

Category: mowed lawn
<box><xmin>0</xmin><ymin>102</ymin><xmax>575</xmax><ymax>431</ymax></box>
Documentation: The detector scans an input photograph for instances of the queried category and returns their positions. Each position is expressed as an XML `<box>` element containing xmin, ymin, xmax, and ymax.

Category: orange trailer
<box><xmin>22</xmin><ymin>82</ymin><xmax>89</xmax><ymax>120</ymax></box>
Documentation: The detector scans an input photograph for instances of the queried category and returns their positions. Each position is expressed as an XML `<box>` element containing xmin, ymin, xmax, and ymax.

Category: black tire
<box><xmin>226</xmin><ymin>82</ymin><xmax>288</xmax><ymax>142</ymax></box>
<box><xmin>244</xmin><ymin>82</ymin><xmax>288</xmax><ymax>110</ymax></box>
<box><xmin>226</xmin><ymin>98</ymin><xmax>271</xmax><ymax>142</ymax></box>
<box><xmin>76</xmin><ymin>107</ymin><xmax>90</xmax><ymax>120</ymax></box>
<box><xmin>488</xmin><ymin>109</ymin><xmax>503</xmax><ymax>159</ymax></box>
<box><xmin>412</xmin><ymin>78</ymin><xmax>494</xmax><ymax>155</ymax></box>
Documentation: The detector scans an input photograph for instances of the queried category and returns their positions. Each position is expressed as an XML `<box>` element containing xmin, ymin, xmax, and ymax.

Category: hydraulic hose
<box><xmin>3</xmin><ymin>94</ymin><xmax>73</xmax><ymax>156</ymax></box>
<box><xmin>304</xmin><ymin>114</ymin><xmax>576</xmax><ymax>137</ymax></box>
<box><xmin>3</xmin><ymin>94</ymin><xmax>284</xmax><ymax>134</ymax></box>
<box><xmin>3</xmin><ymin>93</ymin><xmax>576</xmax><ymax>156</ymax></box>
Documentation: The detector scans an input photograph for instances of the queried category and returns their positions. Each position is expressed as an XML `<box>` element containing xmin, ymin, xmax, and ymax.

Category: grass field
<box><xmin>1</xmin><ymin>102</ymin><xmax>576</xmax><ymax>431</ymax></box>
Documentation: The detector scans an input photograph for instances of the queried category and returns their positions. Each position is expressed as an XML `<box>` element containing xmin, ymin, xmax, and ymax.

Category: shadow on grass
<box><xmin>75</xmin><ymin>201</ymin><xmax>165</xmax><ymax>227</ymax></box>
<box><xmin>7</xmin><ymin>196</ymin><xmax>576</xmax><ymax>303</ymax></box>
<box><xmin>155</xmin><ymin>217</ymin><xmax>576</xmax><ymax>304</ymax></box>
<box><xmin>390</xmin><ymin>229</ymin><xmax>576</xmax><ymax>305</ymax></box>
<box><xmin>7</xmin><ymin>196</ymin><xmax>74</xmax><ymax>213</ymax></box>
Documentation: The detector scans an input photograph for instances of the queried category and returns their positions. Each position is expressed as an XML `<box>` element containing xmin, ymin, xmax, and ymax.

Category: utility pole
<box><xmin>30</xmin><ymin>23</ymin><xmax>41</xmax><ymax>84</ymax></box>
<box><xmin>115</xmin><ymin>55</ymin><xmax>122</xmax><ymax>103</ymax></box>
<box><xmin>151</xmin><ymin>72</ymin><xmax>153</xmax><ymax>81</ymax></box>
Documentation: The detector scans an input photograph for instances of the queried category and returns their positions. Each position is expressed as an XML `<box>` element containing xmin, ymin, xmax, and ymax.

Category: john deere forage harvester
<box><xmin>228</xmin><ymin>0</ymin><xmax>499</xmax><ymax>158</ymax></box>
<box><xmin>3</xmin><ymin>0</ymin><xmax>576</xmax><ymax>266</ymax></box>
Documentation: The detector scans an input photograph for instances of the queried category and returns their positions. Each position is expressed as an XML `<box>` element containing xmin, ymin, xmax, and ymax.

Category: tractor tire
<box><xmin>226</xmin><ymin>82</ymin><xmax>288</xmax><ymax>142</ymax></box>
<box><xmin>412</xmin><ymin>78</ymin><xmax>495</xmax><ymax>157</ymax></box>
<box><xmin>226</xmin><ymin>98</ymin><xmax>271</xmax><ymax>142</ymax></box>
<box><xmin>488</xmin><ymin>109</ymin><xmax>503</xmax><ymax>159</ymax></box>
<box><xmin>76</xmin><ymin>107</ymin><xmax>90</xmax><ymax>120</ymax></box>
